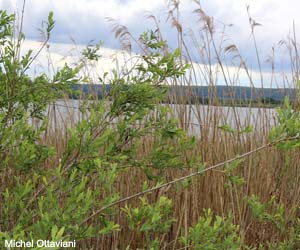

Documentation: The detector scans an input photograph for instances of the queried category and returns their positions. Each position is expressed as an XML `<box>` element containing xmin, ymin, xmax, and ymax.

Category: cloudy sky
<box><xmin>1</xmin><ymin>0</ymin><xmax>299</xmax><ymax>87</ymax></box>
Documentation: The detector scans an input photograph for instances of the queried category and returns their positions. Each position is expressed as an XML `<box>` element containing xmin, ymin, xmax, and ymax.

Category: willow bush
<box><xmin>1</xmin><ymin>10</ymin><xmax>300</xmax><ymax>250</ymax></box>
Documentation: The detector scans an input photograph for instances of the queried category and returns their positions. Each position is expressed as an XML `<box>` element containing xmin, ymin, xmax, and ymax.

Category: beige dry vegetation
<box><xmin>2</xmin><ymin>1</ymin><xmax>300</xmax><ymax>249</ymax></box>
<box><xmin>30</xmin><ymin>2</ymin><xmax>300</xmax><ymax>249</ymax></box>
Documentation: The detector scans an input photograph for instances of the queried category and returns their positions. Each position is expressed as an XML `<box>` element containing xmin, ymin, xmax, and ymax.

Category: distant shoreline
<box><xmin>69</xmin><ymin>84</ymin><xmax>296</xmax><ymax>108</ymax></box>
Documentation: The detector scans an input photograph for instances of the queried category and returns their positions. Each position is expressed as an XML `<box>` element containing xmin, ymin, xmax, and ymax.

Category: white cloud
<box><xmin>0</xmin><ymin>0</ymin><xmax>299</xmax><ymax>87</ymax></box>
<box><xmin>21</xmin><ymin>39</ymin><xmax>136</xmax><ymax>81</ymax></box>
<box><xmin>1</xmin><ymin>0</ymin><xmax>299</xmax><ymax>49</ymax></box>
<box><xmin>1</xmin><ymin>0</ymin><xmax>299</xmax><ymax>41</ymax></box>
<box><xmin>19</xmin><ymin>39</ymin><xmax>292</xmax><ymax>88</ymax></box>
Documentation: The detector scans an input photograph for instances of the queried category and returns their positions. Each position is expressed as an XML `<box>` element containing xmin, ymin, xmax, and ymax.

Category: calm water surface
<box><xmin>48</xmin><ymin>100</ymin><xmax>278</xmax><ymax>135</ymax></box>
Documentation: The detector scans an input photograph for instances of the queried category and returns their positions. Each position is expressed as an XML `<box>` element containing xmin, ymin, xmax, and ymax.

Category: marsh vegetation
<box><xmin>1</xmin><ymin>1</ymin><xmax>300</xmax><ymax>249</ymax></box>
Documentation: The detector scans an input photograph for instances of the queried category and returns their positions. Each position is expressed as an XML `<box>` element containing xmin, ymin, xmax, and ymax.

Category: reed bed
<box><xmin>3</xmin><ymin>1</ymin><xmax>300</xmax><ymax>249</ymax></box>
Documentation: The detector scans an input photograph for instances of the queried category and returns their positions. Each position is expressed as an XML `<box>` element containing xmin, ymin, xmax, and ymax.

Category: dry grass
<box><xmin>13</xmin><ymin>2</ymin><xmax>300</xmax><ymax>249</ymax></box>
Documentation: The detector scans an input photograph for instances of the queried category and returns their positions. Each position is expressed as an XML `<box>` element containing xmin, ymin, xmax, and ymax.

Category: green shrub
<box><xmin>0</xmin><ymin>10</ymin><xmax>192</xmax><ymax>249</ymax></box>
<box><xmin>180</xmin><ymin>209</ymin><xmax>241</xmax><ymax>250</ymax></box>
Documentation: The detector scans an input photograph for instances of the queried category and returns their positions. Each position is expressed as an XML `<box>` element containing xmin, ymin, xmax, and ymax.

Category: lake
<box><xmin>45</xmin><ymin>100</ymin><xmax>278</xmax><ymax>136</ymax></box>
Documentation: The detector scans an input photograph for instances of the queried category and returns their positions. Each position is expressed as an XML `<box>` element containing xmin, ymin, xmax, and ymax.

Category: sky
<box><xmin>0</xmin><ymin>0</ymin><xmax>299</xmax><ymax>87</ymax></box>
